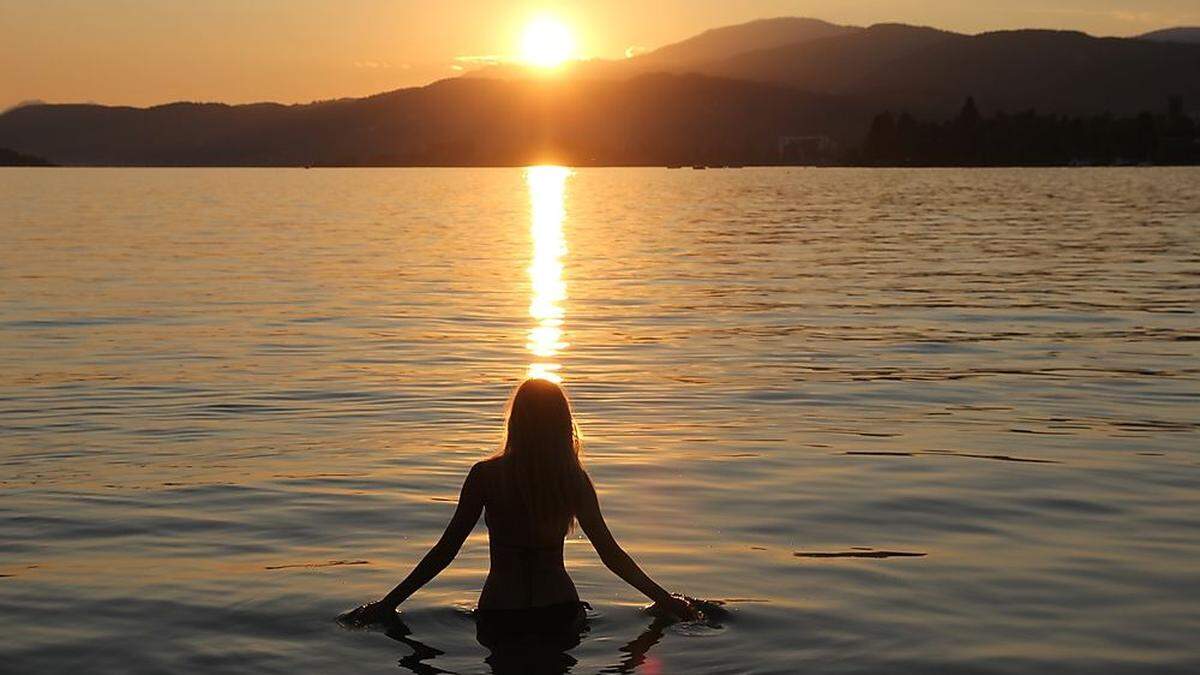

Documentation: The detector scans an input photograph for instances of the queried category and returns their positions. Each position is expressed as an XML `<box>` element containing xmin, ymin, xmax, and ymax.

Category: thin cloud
<box><xmin>1111</xmin><ymin>9</ymin><xmax>1198</xmax><ymax>26</ymax></box>
<box><xmin>454</xmin><ymin>54</ymin><xmax>505</xmax><ymax>66</ymax></box>
<box><xmin>1030</xmin><ymin>7</ymin><xmax>1200</xmax><ymax>30</ymax></box>
<box><xmin>353</xmin><ymin>61</ymin><xmax>410</xmax><ymax>70</ymax></box>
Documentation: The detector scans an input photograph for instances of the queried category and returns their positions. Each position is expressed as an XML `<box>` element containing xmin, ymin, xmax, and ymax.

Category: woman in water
<box><xmin>342</xmin><ymin>378</ymin><xmax>696</xmax><ymax>643</ymax></box>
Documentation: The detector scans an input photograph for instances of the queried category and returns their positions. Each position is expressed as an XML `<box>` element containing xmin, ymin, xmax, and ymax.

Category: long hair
<box><xmin>495</xmin><ymin>378</ymin><xmax>584</xmax><ymax>535</ymax></box>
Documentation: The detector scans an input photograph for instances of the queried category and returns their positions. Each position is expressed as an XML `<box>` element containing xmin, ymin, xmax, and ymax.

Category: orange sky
<box><xmin>2</xmin><ymin>0</ymin><xmax>1198</xmax><ymax>110</ymax></box>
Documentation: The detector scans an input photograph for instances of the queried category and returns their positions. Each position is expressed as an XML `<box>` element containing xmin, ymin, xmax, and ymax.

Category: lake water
<box><xmin>1</xmin><ymin>167</ymin><xmax>1198</xmax><ymax>674</ymax></box>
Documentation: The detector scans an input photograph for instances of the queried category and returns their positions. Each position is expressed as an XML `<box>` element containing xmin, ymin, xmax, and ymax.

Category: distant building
<box><xmin>778</xmin><ymin>135</ymin><xmax>838</xmax><ymax>164</ymax></box>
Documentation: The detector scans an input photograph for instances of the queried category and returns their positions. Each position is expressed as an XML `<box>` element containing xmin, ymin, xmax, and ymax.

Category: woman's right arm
<box><xmin>576</xmin><ymin>472</ymin><xmax>694</xmax><ymax>618</ymax></box>
<box><xmin>341</xmin><ymin>463</ymin><xmax>484</xmax><ymax>625</ymax></box>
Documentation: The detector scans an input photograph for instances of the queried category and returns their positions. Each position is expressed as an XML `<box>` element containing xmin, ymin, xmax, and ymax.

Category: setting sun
<box><xmin>520</xmin><ymin>16</ymin><xmax>575</xmax><ymax>68</ymax></box>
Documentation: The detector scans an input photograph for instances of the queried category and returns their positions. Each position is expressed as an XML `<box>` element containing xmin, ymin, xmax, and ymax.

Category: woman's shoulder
<box><xmin>471</xmin><ymin>455</ymin><xmax>506</xmax><ymax>478</ymax></box>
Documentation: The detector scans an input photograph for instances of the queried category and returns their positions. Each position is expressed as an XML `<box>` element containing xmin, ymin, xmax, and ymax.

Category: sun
<box><xmin>520</xmin><ymin>16</ymin><xmax>575</xmax><ymax>69</ymax></box>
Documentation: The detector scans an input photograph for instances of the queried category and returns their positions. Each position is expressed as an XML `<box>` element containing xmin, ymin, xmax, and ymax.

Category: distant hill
<box><xmin>509</xmin><ymin>21</ymin><xmax>1200</xmax><ymax>117</ymax></box>
<box><xmin>2</xmin><ymin>100</ymin><xmax>48</xmax><ymax>114</ymax></box>
<box><xmin>1139</xmin><ymin>27</ymin><xmax>1200</xmax><ymax>44</ymax></box>
<box><xmin>692</xmin><ymin>24</ymin><xmax>1200</xmax><ymax>115</ymax></box>
<box><xmin>463</xmin><ymin>17</ymin><xmax>859</xmax><ymax>81</ymax></box>
<box><xmin>0</xmin><ymin>75</ymin><xmax>866</xmax><ymax>166</ymax></box>
<box><xmin>627</xmin><ymin>17</ymin><xmax>859</xmax><ymax>71</ymax></box>
<box><xmin>0</xmin><ymin>146</ymin><xmax>53</xmax><ymax>166</ymax></box>
<box><xmin>703</xmin><ymin>23</ymin><xmax>963</xmax><ymax>110</ymax></box>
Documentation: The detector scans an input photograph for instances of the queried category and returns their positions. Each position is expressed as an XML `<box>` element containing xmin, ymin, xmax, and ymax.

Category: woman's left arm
<box><xmin>343</xmin><ymin>463</ymin><xmax>484</xmax><ymax>624</ymax></box>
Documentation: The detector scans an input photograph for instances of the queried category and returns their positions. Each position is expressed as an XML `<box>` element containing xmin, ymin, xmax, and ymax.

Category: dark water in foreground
<box><xmin>1</xmin><ymin>167</ymin><xmax>1198</xmax><ymax>674</ymax></box>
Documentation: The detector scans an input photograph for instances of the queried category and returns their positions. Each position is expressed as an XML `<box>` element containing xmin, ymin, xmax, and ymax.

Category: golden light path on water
<box><xmin>525</xmin><ymin>165</ymin><xmax>571</xmax><ymax>382</ymax></box>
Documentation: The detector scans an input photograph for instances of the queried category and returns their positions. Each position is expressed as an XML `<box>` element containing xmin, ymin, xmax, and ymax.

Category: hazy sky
<box><xmin>2</xmin><ymin>0</ymin><xmax>1198</xmax><ymax>109</ymax></box>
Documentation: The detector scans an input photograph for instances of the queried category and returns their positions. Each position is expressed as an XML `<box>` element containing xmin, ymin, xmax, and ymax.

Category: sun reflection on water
<box><xmin>525</xmin><ymin>165</ymin><xmax>571</xmax><ymax>382</ymax></box>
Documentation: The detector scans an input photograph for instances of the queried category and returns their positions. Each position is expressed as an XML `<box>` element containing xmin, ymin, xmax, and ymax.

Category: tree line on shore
<box><xmin>854</xmin><ymin>97</ymin><xmax>1200</xmax><ymax>166</ymax></box>
<box><xmin>0</xmin><ymin>146</ymin><xmax>54</xmax><ymax>166</ymax></box>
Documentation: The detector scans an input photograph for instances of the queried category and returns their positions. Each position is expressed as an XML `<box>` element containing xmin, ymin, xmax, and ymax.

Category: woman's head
<box><xmin>498</xmin><ymin>378</ymin><xmax>584</xmax><ymax>533</ymax></box>
<box><xmin>505</xmin><ymin>378</ymin><xmax>576</xmax><ymax>452</ymax></box>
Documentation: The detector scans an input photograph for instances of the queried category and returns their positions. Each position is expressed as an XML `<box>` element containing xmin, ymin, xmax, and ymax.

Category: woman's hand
<box><xmin>653</xmin><ymin>594</ymin><xmax>701</xmax><ymax>621</ymax></box>
<box><xmin>338</xmin><ymin>600</ymin><xmax>395</xmax><ymax>626</ymax></box>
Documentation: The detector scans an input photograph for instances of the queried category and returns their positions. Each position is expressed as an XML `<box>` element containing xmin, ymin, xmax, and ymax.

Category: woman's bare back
<box><xmin>475</xmin><ymin>456</ymin><xmax>580</xmax><ymax>609</ymax></box>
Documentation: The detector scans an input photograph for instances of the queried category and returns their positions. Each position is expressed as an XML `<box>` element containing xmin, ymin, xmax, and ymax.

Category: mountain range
<box><xmin>1137</xmin><ymin>27</ymin><xmax>1200</xmax><ymax>44</ymax></box>
<box><xmin>1</xmin><ymin>17</ymin><xmax>1197</xmax><ymax>166</ymax></box>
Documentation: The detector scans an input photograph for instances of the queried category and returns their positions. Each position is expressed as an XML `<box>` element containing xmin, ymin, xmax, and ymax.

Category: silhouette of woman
<box><xmin>342</xmin><ymin>378</ymin><xmax>696</xmax><ymax>645</ymax></box>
